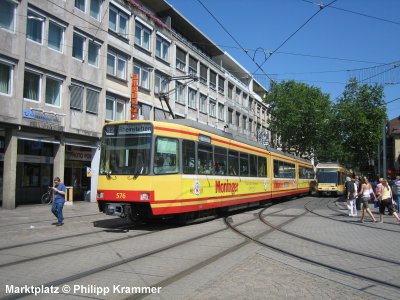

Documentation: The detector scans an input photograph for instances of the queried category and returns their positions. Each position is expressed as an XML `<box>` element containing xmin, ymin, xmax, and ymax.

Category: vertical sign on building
<box><xmin>131</xmin><ymin>74</ymin><xmax>139</xmax><ymax>120</ymax></box>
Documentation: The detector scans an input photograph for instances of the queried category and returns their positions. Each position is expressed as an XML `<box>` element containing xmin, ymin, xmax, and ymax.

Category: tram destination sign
<box><xmin>104</xmin><ymin>123</ymin><xmax>153</xmax><ymax>136</ymax></box>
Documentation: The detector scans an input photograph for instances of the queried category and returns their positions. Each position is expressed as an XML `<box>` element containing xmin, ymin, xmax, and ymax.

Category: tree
<box><xmin>334</xmin><ymin>78</ymin><xmax>386</xmax><ymax>172</ymax></box>
<box><xmin>264</xmin><ymin>80</ymin><xmax>332</xmax><ymax>158</ymax></box>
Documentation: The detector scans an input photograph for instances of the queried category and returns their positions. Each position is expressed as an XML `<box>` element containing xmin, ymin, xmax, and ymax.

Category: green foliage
<box><xmin>265</xmin><ymin>80</ymin><xmax>332</xmax><ymax>158</ymax></box>
<box><xmin>264</xmin><ymin>79</ymin><xmax>387</xmax><ymax>172</ymax></box>
<box><xmin>334</xmin><ymin>78</ymin><xmax>386</xmax><ymax>171</ymax></box>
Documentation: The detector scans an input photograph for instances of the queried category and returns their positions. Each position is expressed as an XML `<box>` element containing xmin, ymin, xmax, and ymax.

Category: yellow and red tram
<box><xmin>96</xmin><ymin>120</ymin><xmax>315</xmax><ymax>222</ymax></box>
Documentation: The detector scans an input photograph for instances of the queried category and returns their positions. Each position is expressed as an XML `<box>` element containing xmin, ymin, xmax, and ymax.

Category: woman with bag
<box><xmin>358</xmin><ymin>176</ymin><xmax>377</xmax><ymax>223</ymax></box>
<box><xmin>377</xmin><ymin>179</ymin><xmax>400</xmax><ymax>224</ymax></box>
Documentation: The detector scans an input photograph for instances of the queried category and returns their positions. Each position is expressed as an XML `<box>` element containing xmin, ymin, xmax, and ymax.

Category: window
<box><xmin>273</xmin><ymin>160</ymin><xmax>294</xmax><ymax>179</ymax></box>
<box><xmin>90</xmin><ymin>0</ymin><xmax>101</xmax><ymax>20</ymax></box>
<box><xmin>228</xmin><ymin>83</ymin><xmax>234</xmax><ymax>99</ymax></box>
<box><xmin>200</xmin><ymin>63</ymin><xmax>207</xmax><ymax>85</ymax></box>
<box><xmin>236</xmin><ymin>112</ymin><xmax>240</xmax><ymax>127</ymax></box>
<box><xmin>86</xmin><ymin>88</ymin><xmax>99</xmax><ymax>114</ymax></box>
<box><xmin>0</xmin><ymin>0</ymin><xmax>16</xmax><ymax>32</ymax></box>
<box><xmin>70</xmin><ymin>83</ymin><xmax>99</xmax><ymax>113</ymax></box>
<box><xmin>88</xmin><ymin>40</ymin><xmax>100</xmax><ymax>67</ymax></box>
<box><xmin>23</xmin><ymin>70</ymin><xmax>41</xmax><ymax>101</ymax></box>
<box><xmin>72</xmin><ymin>32</ymin><xmax>85</xmax><ymax>61</ymax></box>
<box><xmin>240</xmin><ymin>153</ymin><xmax>249</xmax><ymax>176</ymax></box>
<box><xmin>75</xmin><ymin>0</ymin><xmax>85</xmax><ymax>12</ymax></box>
<box><xmin>243</xmin><ymin>115</ymin><xmax>247</xmax><ymax>130</ymax></box>
<box><xmin>48</xmin><ymin>21</ymin><xmax>64</xmax><ymax>52</ymax></box>
<box><xmin>209</xmin><ymin>100</ymin><xmax>216</xmax><ymax>117</ymax></box>
<box><xmin>0</xmin><ymin>61</ymin><xmax>13</xmax><ymax>95</ymax></box>
<box><xmin>155</xmin><ymin>73</ymin><xmax>168</xmax><ymax>95</ymax></box>
<box><xmin>218</xmin><ymin>103</ymin><xmax>224</xmax><ymax>121</ymax></box>
<box><xmin>228</xmin><ymin>109</ymin><xmax>233</xmax><ymax>124</ymax></box>
<box><xmin>228</xmin><ymin>150</ymin><xmax>238</xmax><ymax>176</ymax></box>
<box><xmin>299</xmin><ymin>166</ymin><xmax>314</xmax><ymax>179</ymax></box>
<box><xmin>209</xmin><ymin>70</ymin><xmax>216</xmax><ymax>90</ymax></box>
<box><xmin>214</xmin><ymin>147</ymin><xmax>227</xmax><ymax>175</ymax></box>
<box><xmin>176</xmin><ymin>47</ymin><xmax>186</xmax><ymax>71</ymax></box>
<box><xmin>249</xmin><ymin>155</ymin><xmax>257</xmax><ymax>177</ymax></box>
<box><xmin>45</xmin><ymin>77</ymin><xmax>62</xmax><ymax>106</ymax></box>
<box><xmin>199</xmin><ymin>94</ymin><xmax>207</xmax><ymax>113</ymax></box>
<box><xmin>107</xmin><ymin>50</ymin><xmax>127</xmax><ymax>80</ymax></box>
<box><xmin>27</xmin><ymin>11</ymin><xmax>44</xmax><ymax>44</ymax></box>
<box><xmin>109</xmin><ymin>5</ymin><xmax>128</xmax><ymax>38</ymax></box>
<box><xmin>198</xmin><ymin>144</ymin><xmax>212</xmax><ymax>175</ymax></box>
<box><xmin>156</xmin><ymin>35</ymin><xmax>169</xmax><ymax>61</ymax></box>
<box><xmin>189</xmin><ymin>56</ymin><xmax>197</xmax><ymax>76</ymax></box>
<box><xmin>106</xmin><ymin>95</ymin><xmax>125</xmax><ymax>121</ymax></box>
<box><xmin>154</xmin><ymin>137</ymin><xmax>179</xmax><ymax>174</ymax></box>
<box><xmin>218</xmin><ymin>76</ymin><xmax>224</xmax><ymax>94</ymax></box>
<box><xmin>235</xmin><ymin>88</ymin><xmax>241</xmax><ymax>103</ymax></box>
<box><xmin>133</xmin><ymin>64</ymin><xmax>150</xmax><ymax>89</ymax></box>
<box><xmin>70</xmin><ymin>83</ymin><xmax>83</xmax><ymax>110</ymax></box>
<box><xmin>183</xmin><ymin>140</ymin><xmax>196</xmax><ymax>174</ymax></box>
<box><xmin>188</xmin><ymin>88</ymin><xmax>197</xmax><ymax>109</ymax></box>
<box><xmin>175</xmin><ymin>82</ymin><xmax>185</xmax><ymax>104</ymax></box>
<box><xmin>258</xmin><ymin>156</ymin><xmax>267</xmax><ymax>177</ymax></box>
<box><xmin>135</xmin><ymin>22</ymin><xmax>151</xmax><ymax>51</ymax></box>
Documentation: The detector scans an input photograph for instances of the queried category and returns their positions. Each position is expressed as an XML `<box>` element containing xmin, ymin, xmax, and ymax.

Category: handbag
<box><xmin>374</xmin><ymin>200</ymin><xmax>379</xmax><ymax>208</ymax></box>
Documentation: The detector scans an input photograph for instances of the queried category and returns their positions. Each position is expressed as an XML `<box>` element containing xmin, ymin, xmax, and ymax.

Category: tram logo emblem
<box><xmin>264</xmin><ymin>179</ymin><xmax>267</xmax><ymax>190</ymax></box>
<box><xmin>191</xmin><ymin>180</ymin><xmax>203</xmax><ymax>196</ymax></box>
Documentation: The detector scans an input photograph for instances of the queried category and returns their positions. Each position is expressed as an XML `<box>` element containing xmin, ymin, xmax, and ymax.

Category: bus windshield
<box><xmin>99</xmin><ymin>124</ymin><xmax>152</xmax><ymax>175</ymax></box>
<box><xmin>317</xmin><ymin>169</ymin><xmax>338</xmax><ymax>184</ymax></box>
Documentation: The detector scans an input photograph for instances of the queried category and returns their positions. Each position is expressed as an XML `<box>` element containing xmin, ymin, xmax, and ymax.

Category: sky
<box><xmin>166</xmin><ymin>0</ymin><xmax>400</xmax><ymax>121</ymax></box>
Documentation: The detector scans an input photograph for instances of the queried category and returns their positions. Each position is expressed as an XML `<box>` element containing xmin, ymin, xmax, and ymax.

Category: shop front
<box><xmin>64</xmin><ymin>145</ymin><xmax>94</xmax><ymax>201</ymax></box>
<box><xmin>16</xmin><ymin>139</ymin><xmax>56</xmax><ymax>205</ymax></box>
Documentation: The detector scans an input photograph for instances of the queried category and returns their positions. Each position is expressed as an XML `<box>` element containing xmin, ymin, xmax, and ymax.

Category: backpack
<box><xmin>346</xmin><ymin>181</ymin><xmax>355</xmax><ymax>195</ymax></box>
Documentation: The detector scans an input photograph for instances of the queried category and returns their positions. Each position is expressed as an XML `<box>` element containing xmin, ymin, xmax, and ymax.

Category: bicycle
<box><xmin>41</xmin><ymin>187</ymin><xmax>54</xmax><ymax>205</ymax></box>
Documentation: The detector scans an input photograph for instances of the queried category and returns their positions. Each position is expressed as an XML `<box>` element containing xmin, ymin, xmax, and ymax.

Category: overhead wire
<box><xmin>301</xmin><ymin>0</ymin><xmax>400</xmax><ymax>26</ymax></box>
<box><xmin>252</xmin><ymin>0</ymin><xmax>338</xmax><ymax>75</ymax></box>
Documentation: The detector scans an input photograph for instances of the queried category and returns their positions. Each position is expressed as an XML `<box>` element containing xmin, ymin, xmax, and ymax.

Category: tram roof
<box><xmin>316</xmin><ymin>162</ymin><xmax>347</xmax><ymax>168</ymax></box>
<box><xmin>163</xmin><ymin>119</ymin><xmax>308</xmax><ymax>163</ymax></box>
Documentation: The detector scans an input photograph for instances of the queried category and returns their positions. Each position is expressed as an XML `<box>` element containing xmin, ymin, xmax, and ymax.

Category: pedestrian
<box><xmin>51</xmin><ymin>177</ymin><xmax>66</xmax><ymax>226</ymax></box>
<box><xmin>345</xmin><ymin>177</ymin><xmax>357</xmax><ymax>217</ymax></box>
<box><xmin>354</xmin><ymin>175</ymin><xmax>362</xmax><ymax>210</ymax></box>
<box><xmin>358</xmin><ymin>176</ymin><xmax>377</xmax><ymax>223</ymax></box>
<box><xmin>391</xmin><ymin>176</ymin><xmax>400</xmax><ymax>213</ymax></box>
<box><xmin>377</xmin><ymin>178</ymin><xmax>400</xmax><ymax>224</ymax></box>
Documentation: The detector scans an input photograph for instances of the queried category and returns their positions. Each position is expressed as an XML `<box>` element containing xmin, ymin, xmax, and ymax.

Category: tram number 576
<box><xmin>116</xmin><ymin>192</ymin><xmax>126</xmax><ymax>199</ymax></box>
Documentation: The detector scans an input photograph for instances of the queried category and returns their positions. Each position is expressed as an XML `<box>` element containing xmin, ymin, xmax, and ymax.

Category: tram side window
<box><xmin>214</xmin><ymin>147</ymin><xmax>227</xmax><ymax>175</ymax></box>
<box><xmin>249</xmin><ymin>155</ymin><xmax>257</xmax><ymax>177</ymax></box>
<box><xmin>258</xmin><ymin>156</ymin><xmax>267</xmax><ymax>177</ymax></box>
<box><xmin>299</xmin><ymin>166</ymin><xmax>314</xmax><ymax>179</ymax></box>
<box><xmin>228</xmin><ymin>150</ymin><xmax>238</xmax><ymax>176</ymax></box>
<box><xmin>154</xmin><ymin>137</ymin><xmax>179</xmax><ymax>174</ymax></box>
<box><xmin>198</xmin><ymin>144</ymin><xmax>213</xmax><ymax>175</ymax></box>
<box><xmin>240</xmin><ymin>153</ymin><xmax>249</xmax><ymax>176</ymax></box>
<box><xmin>274</xmin><ymin>160</ymin><xmax>295</xmax><ymax>178</ymax></box>
<box><xmin>183</xmin><ymin>140</ymin><xmax>195</xmax><ymax>174</ymax></box>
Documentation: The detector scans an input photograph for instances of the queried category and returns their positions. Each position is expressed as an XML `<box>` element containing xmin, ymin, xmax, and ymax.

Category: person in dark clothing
<box><xmin>51</xmin><ymin>177</ymin><xmax>66</xmax><ymax>226</ymax></box>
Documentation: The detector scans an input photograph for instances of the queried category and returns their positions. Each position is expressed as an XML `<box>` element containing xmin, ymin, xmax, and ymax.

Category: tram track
<box><xmin>1</xmin><ymin>211</ymin><xmax>269</xmax><ymax>300</ymax></box>
<box><xmin>222</xmin><ymin>199</ymin><xmax>400</xmax><ymax>293</ymax></box>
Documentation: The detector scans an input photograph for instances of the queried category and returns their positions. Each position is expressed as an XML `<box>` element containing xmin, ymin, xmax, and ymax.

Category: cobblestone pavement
<box><xmin>0</xmin><ymin>198</ymin><xmax>399</xmax><ymax>300</ymax></box>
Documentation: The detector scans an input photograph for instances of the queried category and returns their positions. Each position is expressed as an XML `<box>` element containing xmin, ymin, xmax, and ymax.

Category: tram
<box><xmin>96</xmin><ymin>120</ymin><xmax>315</xmax><ymax>222</ymax></box>
<box><xmin>316</xmin><ymin>163</ymin><xmax>350</xmax><ymax>196</ymax></box>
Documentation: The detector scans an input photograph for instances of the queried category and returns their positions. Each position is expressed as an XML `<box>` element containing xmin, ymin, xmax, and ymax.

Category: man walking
<box><xmin>51</xmin><ymin>177</ymin><xmax>66</xmax><ymax>226</ymax></box>
<box><xmin>393</xmin><ymin>176</ymin><xmax>400</xmax><ymax>213</ymax></box>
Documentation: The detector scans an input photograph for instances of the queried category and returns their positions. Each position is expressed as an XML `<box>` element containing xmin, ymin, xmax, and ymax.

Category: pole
<box><xmin>382</xmin><ymin>120</ymin><xmax>387</xmax><ymax>178</ymax></box>
<box><xmin>377</xmin><ymin>143</ymin><xmax>381</xmax><ymax>177</ymax></box>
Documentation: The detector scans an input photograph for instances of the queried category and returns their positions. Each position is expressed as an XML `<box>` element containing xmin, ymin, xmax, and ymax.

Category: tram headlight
<box><xmin>140</xmin><ymin>193</ymin><xmax>150</xmax><ymax>201</ymax></box>
<box><xmin>97</xmin><ymin>192</ymin><xmax>104</xmax><ymax>199</ymax></box>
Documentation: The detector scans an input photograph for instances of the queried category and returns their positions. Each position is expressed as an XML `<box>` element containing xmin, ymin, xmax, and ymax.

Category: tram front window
<box><xmin>317</xmin><ymin>169</ymin><xmax>338</xmax><ymax>184</ymax></box>
<box><xmin>100</xmin><ymin>135</ymin><xmax>151</xmax><ymax>175</ymax></box>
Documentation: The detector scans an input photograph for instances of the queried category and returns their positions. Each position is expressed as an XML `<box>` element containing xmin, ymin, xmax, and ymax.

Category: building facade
<box><xmin>0</xmin><ymin>0</ymin><xmax>269</xmax><ymax>208</ymax></box>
